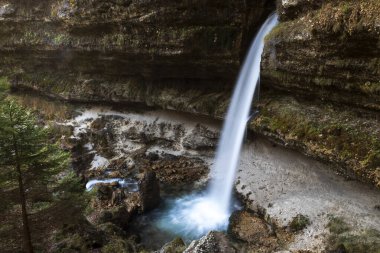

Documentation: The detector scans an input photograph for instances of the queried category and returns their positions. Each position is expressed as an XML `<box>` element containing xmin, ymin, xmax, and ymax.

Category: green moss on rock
<box><xmin>0</xmin><ymin>76</ymin><xmax>10</xmax><ymax>93</ymax></box>
<box><xmin>251</xmin><ymin>95</ymin><xmax>380</xmax><ymax>188</ymax></box>
<box><xmin>327</xmin><ymin>216</ymin><xmax>351</xmax><ymax>235</ymax></box>
<box><xmin>289</xmin><ymin>214</ymin><xmax>310</xmax><ymax>232</ymax></box>
<box><xmin>262</xmin><ymin>0</ymin><xmax>380</xmax><ymax>110</ymax></box>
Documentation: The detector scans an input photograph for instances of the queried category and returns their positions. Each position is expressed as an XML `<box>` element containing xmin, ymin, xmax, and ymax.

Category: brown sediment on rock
<box><xmin>150</xmin><ymin>156</ymin><xmax>209</xmax><ymax>186</ymax></box>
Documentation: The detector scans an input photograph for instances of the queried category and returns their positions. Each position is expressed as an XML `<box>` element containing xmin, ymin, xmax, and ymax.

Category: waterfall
<box><xmin>153</xmin><ymin>13</ymin><xmax>279</xmax><ymax>241</ymax></box>
<box><xmin>208</xmin><ymin>13</ymin><xmax>279</xmax><ymax>214</ymax></box>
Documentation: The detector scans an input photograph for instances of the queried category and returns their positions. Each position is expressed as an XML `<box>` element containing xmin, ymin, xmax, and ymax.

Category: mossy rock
<box><xmin>327</xmin><ymin>217</ymin><xmax>351</xmax><ymax>235</ymax></box>
<box><xmin>289</xmin><ymin>214</ymin><xmax>310</xmax><ymax>232</ymax></box>
<box><xmin>159</xmin><ymin>237</ymin><xmax>186</xmax><ymax>253</ymax></box>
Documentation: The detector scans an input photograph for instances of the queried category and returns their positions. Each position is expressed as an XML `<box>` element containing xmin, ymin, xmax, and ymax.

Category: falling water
<box><xmin>208</xmin><ymin>13</ymin><xmax>279</xmax><ymax>214</ymax></box>
<box><xmin>149</xmin><ymin>13</ymin><xmax>279</xmax><ymax>242</ymax></box>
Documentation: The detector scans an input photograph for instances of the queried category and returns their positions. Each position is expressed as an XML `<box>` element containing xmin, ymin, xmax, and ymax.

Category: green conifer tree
<box><xmin>0</xmin><ymin>99</ymin><xmax>69</xmax><ymax>253</ymax></box>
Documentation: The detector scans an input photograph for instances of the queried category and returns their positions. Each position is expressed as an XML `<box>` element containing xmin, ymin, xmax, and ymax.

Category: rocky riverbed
<box><xmin>43</xmin><ymin>99</ymin><xmax>379</xmax><ymax>252</ymax></box>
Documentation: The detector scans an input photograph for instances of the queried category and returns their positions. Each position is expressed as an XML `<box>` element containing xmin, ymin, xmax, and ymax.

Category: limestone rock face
<box><xmin>277</xmin><ymin>0</ymin><xmax>322</xmax><ymax>21</ymax></box>
<box><xmin>0</xmin><ymin>0</ymin><xmax>274</xmax><ymax>118</ymax></box>
<box><xmin>256</xmin><ymin>0</ymin><xmax>380</xmax><ymax>188</ymax></box>
<box><xmin>263</xmin><ymin>0</ymin><xmax>380</xmax><ymax>111</ymax></box>
<box><xmin>182</xmin><ymin>124</ymin><xmax>219</xmax><ymax>150</ymax></box>
<box><xmin>1</xmin><ymin>0</ymin><xmax>379</xmax><ymax>188</ymax></box>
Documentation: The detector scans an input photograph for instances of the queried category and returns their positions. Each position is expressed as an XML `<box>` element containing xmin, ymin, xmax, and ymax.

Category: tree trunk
<box><xmin>16</xmin><ymin>165</ymin><xmax>34</xmax><ymax>253</ymax></box>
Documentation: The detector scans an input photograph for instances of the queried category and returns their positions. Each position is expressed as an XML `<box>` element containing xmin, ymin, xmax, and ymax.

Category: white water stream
<box><xmin>154</xmin><ymin>14</ymin><xmax>279</xmax><ymax>239</ymax></box>
<box><xmin>208</xmin><ymin>13</ymin><xmax>279</xmax><ymax>213</ymax></box>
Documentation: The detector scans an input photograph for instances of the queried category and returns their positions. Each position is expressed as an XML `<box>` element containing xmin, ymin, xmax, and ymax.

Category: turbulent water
<box><xmin>148</xmin><ymin>14</ymin><xmax>279</xmax><ymax>241</ymax></box>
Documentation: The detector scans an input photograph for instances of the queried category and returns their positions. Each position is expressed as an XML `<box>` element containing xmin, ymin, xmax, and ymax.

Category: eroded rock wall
<box><xmin>1</xmin><ymin>0</ymin><xmax>379</xmax><ymax>187</ymax></box>
<box><xmin>0</xmin><ymin>0</ymin><xmax>274</xmax><ymax>119</ymax></box>
<box><xmin>257</xmin><ymin>0</ymin><xmax>380</xmax><ymax>187</ymax></box>
<box><xmin>262</xmin><ymin>0</ymin><xmax>380</xmax><ymax>110</ymax></box>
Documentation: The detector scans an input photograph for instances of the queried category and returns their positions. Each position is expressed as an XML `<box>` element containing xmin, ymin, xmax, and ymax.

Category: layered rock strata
<box><xmin>2</xmin><ymin>0</ymin><xmax>379</xmax><ymax>187</ymax></box>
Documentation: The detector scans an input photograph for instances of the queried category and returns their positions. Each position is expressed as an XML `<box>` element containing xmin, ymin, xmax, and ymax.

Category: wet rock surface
<box><xmin>65</xmin><ymin>108</ymin><xmax>214</xmax><ymax>187</ymax></box>
<box><xmin>182</xmin><ymin>124</ymin><xmax>219</xmax><ymax>151</ymax></box>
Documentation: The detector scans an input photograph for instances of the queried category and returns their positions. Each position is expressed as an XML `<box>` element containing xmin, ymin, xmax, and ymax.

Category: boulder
<box><xmin>138</xmin><ymin>171</ymin><xmax>160</xmax><ymax>213</ymax></box>
<box><xmin>288</xmin><ymin>214</ymin><xmax>310</xmax><ymax>232</ymax></box>
<box><xmin>98</xmin><ymin>222</ymin><xmax>126</xmax><ymax>237</ymax></box>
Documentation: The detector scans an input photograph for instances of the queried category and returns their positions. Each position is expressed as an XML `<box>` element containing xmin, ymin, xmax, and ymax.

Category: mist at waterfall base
<box><xmin>137</xmin><ymin>14</ymin><xmax>279</xmax><ymax>245</ymax></box>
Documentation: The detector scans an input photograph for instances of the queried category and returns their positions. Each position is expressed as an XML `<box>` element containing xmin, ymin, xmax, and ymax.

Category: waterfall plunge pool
<box><xmin>129</xmin><ymin>189</ymin><xmax>241</xmax><ymax>250</ymax></box>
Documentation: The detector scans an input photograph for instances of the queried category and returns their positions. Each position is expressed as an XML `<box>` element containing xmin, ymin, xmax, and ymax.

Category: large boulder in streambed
<box><xmin>138</xmin><ymin>171</ymin><xmax>160</xmax><ymax>213</ymax></box>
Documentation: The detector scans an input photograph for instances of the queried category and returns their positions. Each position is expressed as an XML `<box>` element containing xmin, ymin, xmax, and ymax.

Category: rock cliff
<box><xmin>1</xmin><ymin>0</ymin><xmax>379</xmax><ymax>187</ymax></box>
<box><xmin>258</xmin><ymin>0</ymin><xmax>380</xmax><ymax>187</ymax></box>
<box><xmin>263</xmin><ymin>0</ymin><xmax>380</xmax><ymax>110</ymax></box>
<box><xmin>0</xmin><ymin>0</ymin><xmax>274</xmax><ymax>118</ymax></box>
